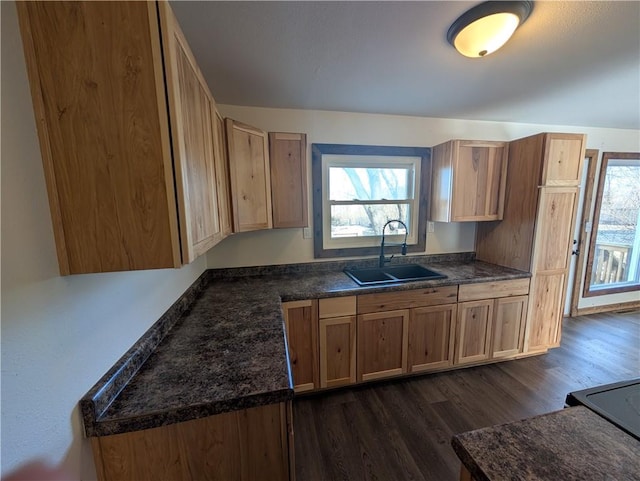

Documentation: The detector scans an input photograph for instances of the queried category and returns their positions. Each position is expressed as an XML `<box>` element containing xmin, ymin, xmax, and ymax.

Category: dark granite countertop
<box><xmin>81</xmin><ymin>254</ymin><xmax>530</xmax><ymax>437</ymax></box>
<box><xmin>451</xmin><ymin>406</ymin><xmax>640</xmax><ymax>481</ymax></box>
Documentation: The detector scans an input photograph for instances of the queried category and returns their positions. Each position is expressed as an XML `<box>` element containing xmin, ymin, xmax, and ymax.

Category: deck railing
<box><xmin>591</xmin><ymin>243</ymin><xmax>631</xmax><ymax>286</ymax></box>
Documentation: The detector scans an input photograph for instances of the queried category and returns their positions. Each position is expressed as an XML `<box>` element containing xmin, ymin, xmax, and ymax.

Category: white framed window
<box><xmin>311</xmin><ymin>144</ymin><xmax>430</xmax><ymax>258</ymax></box>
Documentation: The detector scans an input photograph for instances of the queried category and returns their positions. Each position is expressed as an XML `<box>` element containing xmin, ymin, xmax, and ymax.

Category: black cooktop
<box><xmin>566</xmin><ymin>378</ymin><xmax>640</xmax><ymax>440</ymax></box>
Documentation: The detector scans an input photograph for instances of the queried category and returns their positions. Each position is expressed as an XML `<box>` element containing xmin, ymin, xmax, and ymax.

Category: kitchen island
<box><xmin>451</xmin><ymin>406</ymin><xmax>640</xmax><ymax>481</ymax></box>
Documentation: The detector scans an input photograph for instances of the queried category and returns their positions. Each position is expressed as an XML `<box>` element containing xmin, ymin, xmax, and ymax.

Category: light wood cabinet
<box><xmin>282</xmin><ymin>300</ymin><xmax>319</xmax><ymax>393</ymax></box>
<box><xmin>159</xmin><ymin>4</ymin><xmax>222</xmax><ymax>262</ymax></box>
<box><xmin>357</xmin><ymin>286</ymin><xmax>459</xmax><ymax>314</ymax></box>
<box><xmin>456</xmin><ymin>279</ymin><xmax>530</xmax><ymax>364</ymax></box>
<box><xmin>476</xmin><ymin>132</ymin><xmax>585</xmax><ymax>353</ymax></box>
<box><xmin>455</xmin><ymin>300</ymin><xmax>494</xmax><ymax>365</ymax></box>
<box><xmin>357</xmin><ymin>286</ymin><xmax>457</xmax><ymax>379</ymax></box>
<box><xmin>430</xmin><ymin>140</ymin><xmax>508</xmax><ymax>222</ymax></box>
<box><xmin>318</xmin><ymin>297</ymin><xmax>357</xmax><ymax>388</ymax></box>
<box><xmin>407</xmin><ymin>304</ymin><xmax>457</xmax><ymax>372</ymax></box>
<box><xmin>492</xmin><ymin>295</ymin><xmax>528</xmax><ymax>358</ymax></box>
<box><xmin>225</xmin><ymin>119</ymin><xmax>273</xmax><ymax>233</ymax></box>
<box><xmin>90</xmin><ymin>402</ymin><xmax>292</xmax><ymax>481</ymax></box>
<box><xmin>540</xmin><ymin>135</ymin><xmax>585</xmax><ymax>186</ymax></box>
<box><xmin>269</xmin><ymin>133</ymin><xmax>308</xmax><ymax>229</ymax></box>
<box><xmin>214</xmin><ymin>109</ymin><xmax>233</xmax><ymax>238</ymax></box>
<box><xmin>17</xmin><ymin>1</ymin><xmax>227</xmax><ymax>274</ymax></box>
<box><xmin>357</xmin><ymin>309</ymin><xmax>409</xmax><ymax>381</ymax></box>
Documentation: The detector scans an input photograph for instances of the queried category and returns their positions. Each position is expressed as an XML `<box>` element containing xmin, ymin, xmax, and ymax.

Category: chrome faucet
<box><xmin>379</xmin><ymin>220</ymin><xmax>408</xmax><ymax>267</ymax></box>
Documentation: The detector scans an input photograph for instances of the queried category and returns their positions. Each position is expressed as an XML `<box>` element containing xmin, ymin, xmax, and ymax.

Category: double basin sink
<box><xmin>344</xmin><ymin>263</ymin><xmax>447</xmax><ymax>286</ymax></box>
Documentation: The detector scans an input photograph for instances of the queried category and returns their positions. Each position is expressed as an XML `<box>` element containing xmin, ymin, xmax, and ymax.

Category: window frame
<box><xmin>311</xmin><ymin>143</ymin><xmax>430</xmax><ymax>259</ymax></box>
<box><xmin>583</xmin><ymin>151</ymin><xmax>640</xmax><ymax>297</ymax></box>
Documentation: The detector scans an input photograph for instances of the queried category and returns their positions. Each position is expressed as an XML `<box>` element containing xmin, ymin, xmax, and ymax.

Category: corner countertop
<box><xmin>451</xmin><ymin>406</ymin><xmax>640</xmax><ymax>481</ymax></box>
<box><xmin>81</xmin><ymin>255</ymin><xmax>530</xmax><ymax>437</ymax></box>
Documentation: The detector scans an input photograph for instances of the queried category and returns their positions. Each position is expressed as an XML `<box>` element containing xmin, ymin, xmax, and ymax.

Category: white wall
<box><xmin>1</xmin><ymin>3</ymin><xmax>207</xmax><ymax>478</ymax></box>
<box><xmin>208</xmin><ymin>106</ymin><xmax>640</xmax><ymax>311</ymax></box>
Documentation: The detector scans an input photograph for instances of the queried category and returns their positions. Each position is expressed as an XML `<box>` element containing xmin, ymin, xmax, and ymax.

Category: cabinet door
<box><xmin>214</xmin><ymin>108</ymin><xmax>233</xmax><ymax>238</ymax></box>
<box><xmin>269</xmin><ymin>133</ymin><xmax>308</xmax><ymax>228</ymax></box>
<box><xmin>492</xmin><ymin>296</ymin><xmax>528</xmax><ymax>358</ymax></box>
<box><xmin>160</xmin><ymin>3</ymin><xmax>222</xmax><ymax>262</ymax></box>
<box><xmin>452</xmin><ymin>141</ymin><xmax>508</xmax><ymax>221</ymax></box>
<box><xmin>357</xmin><ymin>310</ymin><xmax>409</xmax><ymax>382</ymax></box>
<box><xmin>408</xmin><ymin>304</ymin><xmax>457</xmax><ymax>373</ymax></box>
<box><xmin>525</xmin><ymin>187</ymin><xmax>578</xmax><ymax>353</ymax></box>
<box><xmin>541</xmin><ymin>134</ymin><xmax>585</xmax><ymax>186</ymax></box>
<box><xmin>283</xmin><ymin>300</ymin><xmax>318</xmax><ymax>393</ymax></box>
<box><xmin>455</xmin><ymin>300</ymin><xmax>493</xmax><ymax>365</ymax></box>
<box><xmin>526</xmin><ymin>273</ymin><xmax>566</xmax><ymax>352</ymax></box>
<box><xmin>533</xmin><ymin>188</ymin><xmax>579</xmax><ymax>272</ymax></box>
<box><xmin>319</xmin><ymin>316</ymin><xmax>356</xmax><ymax>388</ymax></box>
<box><xmin>226</xmin><ymin>119</ymin><xmax>273</xmax><ymax>232</ymax></box>
<box><xmin>17</xmin><ymin>1</ymin><xmax>181</xmax><ymax>274</ymax></box>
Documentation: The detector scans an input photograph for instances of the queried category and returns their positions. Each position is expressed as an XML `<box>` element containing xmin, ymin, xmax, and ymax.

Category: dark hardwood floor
<box><xmin>293</xmin><ymin>310</ymin><xmax>640</xmax><ymax>481</ymax></box>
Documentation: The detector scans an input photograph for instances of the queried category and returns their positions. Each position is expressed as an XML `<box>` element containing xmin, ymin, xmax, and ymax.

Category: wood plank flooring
<box><xmin>293</xmin><ymin>310</ymin><xmax>640</xmax><ymax>481</ymax></box>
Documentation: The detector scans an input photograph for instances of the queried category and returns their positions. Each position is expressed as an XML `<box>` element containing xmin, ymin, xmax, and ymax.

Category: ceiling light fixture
<box><xmin>447</xmin><ymin>1</ymin><xmax>533</xmax><ymax>58</ymax></box>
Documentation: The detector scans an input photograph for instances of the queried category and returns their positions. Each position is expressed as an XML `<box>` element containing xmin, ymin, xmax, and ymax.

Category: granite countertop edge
<box><xmin>81</xmin><ymin>254</ymin><xmax>531</xmax><ymax>438</ymax></box>
<box><xmin>450</xmin><ymin>406</ymin><xmax>640</xmax><ymax>480</ymax></box>
<box><xmin>84</xmin><ymin>388</ymin><xmax>293</xmax><ymax>437</ymax></box>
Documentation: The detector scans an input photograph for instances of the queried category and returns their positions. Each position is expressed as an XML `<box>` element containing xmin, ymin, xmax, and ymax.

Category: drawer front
<box><xmin>458</xmin><ymin>278</ymin><xmax>530</xmax><ymax>302</ymax></box>
<box><xmin>357</xmin><ymin>286</ymin><xmax>458</xmax><ymax>314</ymax></box>
<box><xmin>319</xmin><ymin>296</ymin><xmax>357</xmax><ymax>319</ymax></box>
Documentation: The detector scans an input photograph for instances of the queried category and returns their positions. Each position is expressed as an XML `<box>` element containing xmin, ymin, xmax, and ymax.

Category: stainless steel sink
<box><xmin>344</xmin><ymin>264</ymin><xmax>447</xmax><ymax>286</ymax></box>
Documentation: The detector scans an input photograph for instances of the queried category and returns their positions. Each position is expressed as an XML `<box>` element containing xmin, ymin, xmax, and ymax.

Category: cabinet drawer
<box><xmin>319</xmin><ymin>296</ymin><xmax>357</xmax><ymax>319</ymax></box>
<box><xmin>357</xmin><ymin>286</ymin><xmax>458</xmax><ymax>314</ymax></box>
<box><xmin>458</xmin><ymin>278</ymin><xmax>530</xmax><ymax>302</ymax></box>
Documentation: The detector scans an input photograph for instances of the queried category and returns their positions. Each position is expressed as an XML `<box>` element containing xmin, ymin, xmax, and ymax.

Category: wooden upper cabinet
<box><xmin>213</xmin><ymin>109</ymin><xmax>233</xmax><ymax>238</ymax></box>
<box><xmin>17</xmin><ymin>1</ymin><xmax>225</xmax><ymax>274</ymax></box>
<box><xmin>269</xmin><ymin>133</ymin><xmax>308</xmax><ymax>229</ymax></box>
<box><xmin>225</xmin><ymin>119</ymin><xmax>273</xmax><ymax>232</ymax></box>
<box><xmin>541</xmin><ymin>134</ymin><xmax>586</xmax><ymax>186</ymax></box>
<box><xmin>430</xmin><ymin>140</ymin><xmax>508</xmax><ymax>222</ymax></box>
<box><xmin>159</xmin><ymin>3</ymin><xmax>222</xmax><ymax>262</ymax></box>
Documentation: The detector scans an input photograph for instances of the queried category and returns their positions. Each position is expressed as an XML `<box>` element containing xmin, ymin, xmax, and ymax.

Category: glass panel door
<box><xmin>584</xmin><ymin>153</ymin><xmax>640</xmax><ymax>297</ymax></box>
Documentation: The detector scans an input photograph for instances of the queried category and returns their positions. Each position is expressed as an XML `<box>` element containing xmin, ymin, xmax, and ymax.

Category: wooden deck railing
<box><xmin>592</xmin><ymin>243</ymin><xmax>631</xmax><ymax>285</ymax></box>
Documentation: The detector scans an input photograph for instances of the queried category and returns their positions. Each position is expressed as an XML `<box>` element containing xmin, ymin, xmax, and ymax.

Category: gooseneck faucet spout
<box><xmin>379</xmin><ymin>219</ymin><xmax>408</xmax><ymax>268</ymax></box>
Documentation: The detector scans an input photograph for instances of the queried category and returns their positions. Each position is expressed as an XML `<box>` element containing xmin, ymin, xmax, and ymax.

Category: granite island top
<box><xmin>80</xmin><ymin>254</ymin><xmax>530</xmax><ymax>437</ymax></box>
<box><xmin>451</xmin><ymin>406</ymin><xmax>640</xmax><ymax>481</ymax></box>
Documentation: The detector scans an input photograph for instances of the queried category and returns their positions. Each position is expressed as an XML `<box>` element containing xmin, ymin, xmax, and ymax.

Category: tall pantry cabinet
<box><xmin>475</xmin><ymin>133</ymin><xmax>586</xmax><ymax>353</ymax></box>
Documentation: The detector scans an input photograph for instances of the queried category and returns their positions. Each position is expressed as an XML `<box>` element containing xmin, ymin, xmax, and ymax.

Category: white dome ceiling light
<box><xmin>447</xmin><ymin>1</ymin><xmax>534</xmax><ymax>58</ymax></box>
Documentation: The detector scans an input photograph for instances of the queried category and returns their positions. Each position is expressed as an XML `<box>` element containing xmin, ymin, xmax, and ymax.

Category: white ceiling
<box><xmin>170</xmin><ymin>1</ymin><xmax>640</xmax><ymax>130</ymax></box>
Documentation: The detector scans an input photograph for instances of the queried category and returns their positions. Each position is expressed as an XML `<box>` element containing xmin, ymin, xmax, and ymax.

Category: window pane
<box><xmin>329</xmin><ymin>166</ymin><xmax>411</xmax><ymax>201</ymax></box>
<box><xmin>589</xmin><ymin>159</ymin><xmax>640</xmax><ymax>290</ymax></box>
<box><xmin>330</xmin><ymin>204</ymin><xmax>410</xmax><ymax>239</ymax></box>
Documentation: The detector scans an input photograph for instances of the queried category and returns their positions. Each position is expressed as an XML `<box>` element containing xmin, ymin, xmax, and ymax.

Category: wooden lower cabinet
<box><xmin>492</xmin><ymin>295</ymin><xmax>528</xmax><ymax>358</ymax></box>
<box><xmin>407</xmin><ymin>304</ymin><xmax>457</xmax><ymax>372</ymax></box>
<box><xmin>318</xmin><ymin>296</ymin><xmax>357</xmax><ymax>388</ymax></box>
<box><xmin>284</xmin><ymin>282</ymin><xmax>529</xmax><ymax>393</ymax></box>
<box><xmin>282</xmin><ymin>300</ymin><xmax>318</xmax><ymax>392</ymax></box>
<box><xmin>357</xmin><ymin>309</ymin><xmax>409</xmax><ymax>382</ymax></box>
<box><xmin>455</xmin><ymin>300</ymin><xmax>493</xmax><ymax>365</ymax></box>
<box><xmin>91</xmin><ymin>402</ymin><xmax>293</xmax><ymax>481</ymax></box>
<box><xmin>319</xmin><ymin>315</ymin><xmax>356</xmax><ymax>388</ymax></box>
